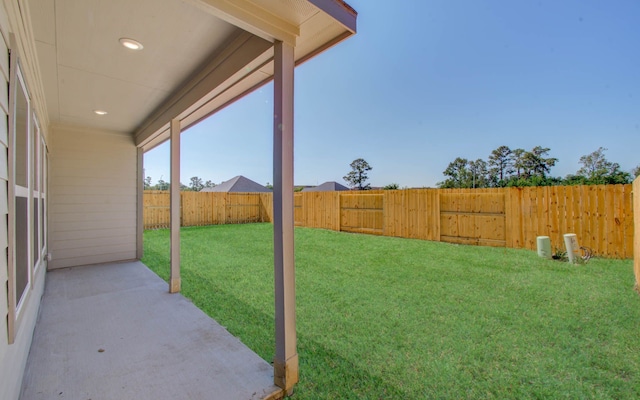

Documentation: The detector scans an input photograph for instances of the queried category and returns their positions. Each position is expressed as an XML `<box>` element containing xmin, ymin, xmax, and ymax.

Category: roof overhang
<box><xmin>26</xmin><ymin>0</ymin><xmax>357</xmax><ymax>151</ymax></box>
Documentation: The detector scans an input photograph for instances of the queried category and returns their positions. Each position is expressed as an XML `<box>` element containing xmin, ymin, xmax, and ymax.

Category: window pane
<box><xmin>16</xmin><ymin>196</ymin><xmax>29</xmax><ymax>304</ymax></box>
<box><xmin>33</xmin><ymin>123</ymin><xmax>39</xmax><ymax>191</ymax></box>
<box><xmin>33</xmin><ymin>197</ymin><xmax>39</xmax><ymax>265</ymax></box>
<box><xmin>42</xmin><ymin>150</ymin><xmax>47</xmax><ymax>250</ymax></box>
<box><xmin>42</xmin><ymin>147</ymin><xmax>47</xmax><ymax>194</ymax></box>
<box><xmin>40</xmin><ymin>198</ymin><xmax>45</xmax><ymax>253</ymax></box>
<box><xmin>40</xmin><ymin>141</ymin><xmax>45</xmax><ymax>193</ymax></box>
<box><xmin>15</xmin><ymin>80</ymin><xmax>28</xmax><ymax>187</ymax></box>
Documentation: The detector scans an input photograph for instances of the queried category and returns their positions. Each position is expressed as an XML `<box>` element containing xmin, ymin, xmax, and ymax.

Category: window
<box><xmin>7</xmin><ymin>40</ymin><xmax>47</xmax><ymax>343</ymax></box>
<box><xmin>33</xmin><ymin>115</ymin><xmax>43</xmax><ymax>273</ymax></box>
<box><xmin>12</xmin><ymin>66</ymin><xmax>30</xmax><ymax>313</ymax></box>
<box><xmin>40</xmin><ymin>137</ymin><xmax>47</xmax><ymax>262</ymax></box>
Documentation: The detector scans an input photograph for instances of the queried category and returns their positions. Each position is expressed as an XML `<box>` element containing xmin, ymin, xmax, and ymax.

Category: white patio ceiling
<box><xmin>27</xmin><ymin>0</ymin><xmax>356</xmax><ymax>150</ymax></box>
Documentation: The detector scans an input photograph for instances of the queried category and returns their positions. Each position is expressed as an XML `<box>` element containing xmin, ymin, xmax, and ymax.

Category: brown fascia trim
<box><xmin>337</xmin><ymin>0</ymin><xmax>358</xmax><ymax>16</ymax></box>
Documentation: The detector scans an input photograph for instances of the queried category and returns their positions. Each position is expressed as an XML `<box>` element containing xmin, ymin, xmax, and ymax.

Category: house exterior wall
<box><xmin>0</xmin><ymin>0</ymin><xmax>137</xmax><ymax>394</ymax></box>
<box><xmin>0</xmin><ymin>263</ymin><xmax>45</xmax><ymax>400</ymax></box>
<box><xmin>49</xmin><ymin>125</ymin><xmax>137</xmax><ymax>269</ymax></box>
<box><xmin>0</xmin><ymin>9</ymin><xmax>9</xmax><ymax>365</ymax></box>
<box><xmin>0</xmin><ymin>2</ymin><xmax>47</xmax><ymax>399</ymax></box>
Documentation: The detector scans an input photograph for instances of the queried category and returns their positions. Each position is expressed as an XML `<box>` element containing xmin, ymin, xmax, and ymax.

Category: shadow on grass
<box><xmin>142</xmin><ymin>246</ymin><xmax>405</xmax><ymax>399</ymax></box>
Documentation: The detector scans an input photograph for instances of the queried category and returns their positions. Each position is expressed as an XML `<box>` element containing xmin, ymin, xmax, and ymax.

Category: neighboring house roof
<box><xmin>302</xmin><ymin>181</ymin><xmax>349</xmax><ymax>192</ymax></box>
<box><xmin>201</xmin><ymin>176</ymin><xmax>271</xmax><ymax>193</ymax></box>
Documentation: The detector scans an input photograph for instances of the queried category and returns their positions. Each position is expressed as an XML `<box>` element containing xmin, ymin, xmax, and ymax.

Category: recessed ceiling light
<box><xmin>119</xmin><ymin>38</ymin><xmax>144</xmax><ymax>50</ymax></box>
<box><xmin>94</xmin><ymin>110</ymin><xmax>108</xmax><ymax>115</ymax></box>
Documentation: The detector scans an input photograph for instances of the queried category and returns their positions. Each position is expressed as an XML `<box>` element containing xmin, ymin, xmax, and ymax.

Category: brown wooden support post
<box><xmin>170</xmin><ymin>119</ymin><xmax>181</xmax><ymax>293</ymax></box>
<box><xmin>136</xmin><ymin>147</ymin><xmax>144</xmax><ymax>259</ymax></box>
<box><xmin>272</xmin><ymin>40</ymin><xmax>298</xmax><ymax>393</ymax></box>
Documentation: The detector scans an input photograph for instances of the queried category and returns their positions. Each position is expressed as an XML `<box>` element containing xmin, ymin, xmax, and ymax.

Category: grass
<box><xmin>142</xmin><ymin>223</ymin><xmax>640</xmax><ymax>399</ymax></box>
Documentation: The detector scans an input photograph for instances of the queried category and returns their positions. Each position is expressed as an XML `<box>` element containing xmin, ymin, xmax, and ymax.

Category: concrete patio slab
<box><xmin>20</xmin><ymin>261</ymin><xmax>283</xmax><ymax>400</ymax></box>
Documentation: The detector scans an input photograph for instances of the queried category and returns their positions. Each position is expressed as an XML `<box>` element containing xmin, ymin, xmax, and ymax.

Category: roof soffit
<box><xmin>25</xmin><ymin>0</ymin><xmax>356</xmax><ymax>144</ymax></box>
<box><xmin>135</xmin><ymin>31</ymin><xmax>272</xmax><ymax>148</ymax></box>
<box><xmin>185</xmin><ymin>0</ymin><xmax>301</xmax><ymax>45</ymax></box>
<box><xmin>29</xmin><ymin>0</ymin><xmax>241</xmax><ymax>133</ymax></box>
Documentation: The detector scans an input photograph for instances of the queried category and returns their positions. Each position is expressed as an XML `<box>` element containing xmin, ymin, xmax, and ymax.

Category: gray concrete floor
<box><xmin>20</xmin><ymin>261</ymin><xmax>283</xmax><ymax>400</ymax></box>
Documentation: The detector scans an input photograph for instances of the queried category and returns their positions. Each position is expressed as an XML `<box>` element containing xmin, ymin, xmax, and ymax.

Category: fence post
<box><xmin>434</xmin><ymin>189</ymin><xmax>441</xmax><ymax>242</ymax></box>
<box><xmin>633</xmin><ymin>177</ymin><xmax>640</xmax><ymax>290</ymax></box>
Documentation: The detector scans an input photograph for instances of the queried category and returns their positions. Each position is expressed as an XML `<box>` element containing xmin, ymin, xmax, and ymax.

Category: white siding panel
<box><xmin>0</xmin><ymin>31</ymin><xmax>6</xmax><ymax>80</ymax></box>
<box><xmin>53</xmin><ymin>233</ymin><xmax>136</xmax><ymax>252</ymax></box>
<box><xmin>50</xmin><ymin>252</ymin><xmax>136</xmax><ymax>270</ymax></box>
<box><xmin>51</xmin><ymin>210</ymin><xmax>135</xmax><ymax>224</ymax></box>
<box><xmin>0</xmin><ymin>5</ymin><xmax>46</xmax><ymax>400</ymax></box>
<box><xmin>0</xmin><ymin>270</ymin><xmax>6</xmax><ymax>323</ymax></box>
<box><xmin>0</xmin><ymin>32</ymin><xmax>6</xmax><ymax>117</ymax></box>
<box><xmin>52</xmin><ymin>217</ymin><xmax>135</xmax><ymax>233</ymax></box>
<box><xmin>0</xmin><ymin>138</ymin><xmax>7</xmax><ymax>179</ymax></box>
<box><xmin>52</xmin><ymin>227</ymin><xmax>136</xmax><ymax>241</ymax></box>
<box><xmin>0</xmin><ymin>72</ymin><xmax>7</xmax><ymax>115</ymax></box>
<box><xmin>0</xmin><ymin>109</ymin><xmax>6</xmax><ymax>145</ymax></box>
<box><xmin>53</xmin><ymin>243</ymin><xmax>136</xmax><ymax>260</ymax></box>
<box><xmin>53</xmin><ymin>175</ymin><xmax>136</xmax><ymax>188</ymax></box>
<box><xmin>0</xmin><ymin>181</ymin><xmax>6</xmax><ymax>247</ymax></box>
<box><xmin>0</xmin><ymin>266</ymin><xmax>45</xmax><ymax>400</ymax></box>
<box><xmin>54</xmin><ymin>151</ymin><xmax>135</xmax><ymax>167</ymax></box>
<box><xmin>53</xmin><ymin>165</ymin><xmax>135</xmax><ymax>179</ymax></box>
<box><xmin>0</xmin><ymin>178</ymin><xmax>6</xmax><ymax>216</ymax></box>
<box><xmin>0</xmin><ymin>8</ymin><xmax>10</xmax><ymax>400</ymax></box>
<box><xmin>51</xmin><ymin>192</ymin><xmax>136</xmax><ymax>203</ymax></box>
<box><xmin>50</xmin><ymin>125</ymin><xmax>137</xmax><ymax>269</ymax></box>
<box><xmin>51</xmin><ymin>202</ymin><xmax>136</xmax><ymax>214</ymax></box>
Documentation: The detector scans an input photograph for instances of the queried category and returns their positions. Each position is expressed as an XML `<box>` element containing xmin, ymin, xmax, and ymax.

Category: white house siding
<box><xmin>0</xmin><ymin>18</ymin><xmax>12</xmax><ymax>400</ymax></box>
<box><xmin>49</xmin><ymin>125</ymin><xmax>137</xmax><ymax>269</ymax></box>
<box><xmin>0</xmin><ymin>2</ymin><xmax>46</xmax><ymax>399</ymax></box>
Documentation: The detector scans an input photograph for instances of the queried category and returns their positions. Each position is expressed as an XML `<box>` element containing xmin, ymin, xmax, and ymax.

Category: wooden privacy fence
<box><xmin>144</xmin><ymin>191</ymin><xmax>272</xmax><ymax>229</ymax></box>
<box><xmin>144</xmin><ymin>184</ymin><xmax>635</xmax><ymax>258</ymax></box>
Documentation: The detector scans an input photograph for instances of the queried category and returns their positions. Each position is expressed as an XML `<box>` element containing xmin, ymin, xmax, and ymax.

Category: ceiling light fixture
<box><xmin>119</xmin><ymin>38</ymin><xmax>144</xmax><ymax>50</ymax></box>
<box><xmin>94</xmin><ymin>110</ymin><xmax>108</xmax><ymax>115</ymax></box>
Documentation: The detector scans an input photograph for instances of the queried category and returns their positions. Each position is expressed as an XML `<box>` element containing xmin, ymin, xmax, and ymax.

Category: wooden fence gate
<box><xmin>439</xmin><ymin>191</ymin><xmax>506</xmax><ymax>247</ymax></box>
<box><xmin>340</xmin><ymin>193</ymin><xmax>383</xmax><ymax>235</ymax></box>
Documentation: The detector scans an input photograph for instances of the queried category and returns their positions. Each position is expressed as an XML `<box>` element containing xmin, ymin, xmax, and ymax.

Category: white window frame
<box><xmin>12</xmin><ymin>65</ymin><xmax>31</xmax><ymax>313</ymax></box>
<box><xmin>40</xmin><ymin>136</ymin><xmax>47</xmax><ymax>263</ymax></box>
<box><xmin>7</xmin><ymin>36</ymin><xmax>43</xmax><ymax>344</ymax></box>
<box><xmin>32</xmin><ymin>113</ymin><xmax>41</xmax><ymax>275</ymax></box>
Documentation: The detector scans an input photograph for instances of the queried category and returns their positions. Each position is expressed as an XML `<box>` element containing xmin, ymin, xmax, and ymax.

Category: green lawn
<box><xmin>142</xmin><ymin>223</ymin><xmax>640</xmax><ymax>399</ymax></box>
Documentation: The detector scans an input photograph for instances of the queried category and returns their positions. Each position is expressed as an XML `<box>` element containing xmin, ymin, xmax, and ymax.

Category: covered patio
<box><xmin>0</xmin><ymin>1</ymin><xmax>357</xmax><ymax>399</ymax></box>
<box><xmin>20</xmin><ymin>261</ymin><xmax>282</xmax><ymax>400</ymax></box>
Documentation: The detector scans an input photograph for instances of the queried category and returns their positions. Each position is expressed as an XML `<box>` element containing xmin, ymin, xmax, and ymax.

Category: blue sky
<box><xmin>144</xmin><ymin>0</ymin><xmax>640</xmax><ymax>188</ymax></box>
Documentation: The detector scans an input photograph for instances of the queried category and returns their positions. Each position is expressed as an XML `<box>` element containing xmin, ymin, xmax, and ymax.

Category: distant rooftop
<box><xmin>302</xmin><ymin>181</ymin><xmax>349</xmax><ymax>192</ymax></box>
<box><xmin>201</xmin><ymin>175</ymin><xmax>271</xmax><ymax>193</ymax></box>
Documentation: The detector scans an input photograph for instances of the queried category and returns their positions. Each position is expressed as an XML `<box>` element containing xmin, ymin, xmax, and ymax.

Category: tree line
<box><xmin>143</xmin><ymin>149</ymin><xmax>638</xmax><ymax>193</ymax></box>
<box><xmin>144</xmin><ymin>176</ymin><xmax>216</xmax><ymax>191</ymax></box>
<box><xmin>438</xmin><ymin>146</ymin><xmax>639</xmax><ymax>189</ymax></box>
